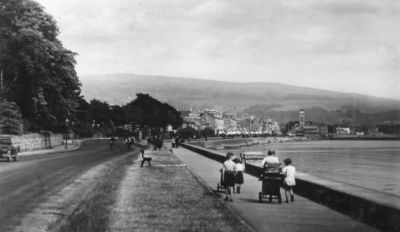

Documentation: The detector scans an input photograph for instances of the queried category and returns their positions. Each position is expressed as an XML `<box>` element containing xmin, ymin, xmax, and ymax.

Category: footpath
<box><xmin>108</xmin><ymin>147</ymin><xmax>253</xmax><ymax>232</ymax></box>
<box><xmin>18</xmin><ymin>140</ymin><xmax>82</xmax><ymax>158</ymax></box>
<box><xmin>173</xmin><ymin>147</ymin><xmax>379</xmax><ymax>232</ymax></box>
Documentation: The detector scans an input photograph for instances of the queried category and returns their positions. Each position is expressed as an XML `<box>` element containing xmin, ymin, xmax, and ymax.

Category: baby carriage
<box><xmin>216</xmin><ymin>169</ymin><xmax>225</xmax><ymax>192</ymax></box>
<box><xmin>258</xmin><ymin>163</ymin><xmax>283</xmax><ymax>204</ymax></box>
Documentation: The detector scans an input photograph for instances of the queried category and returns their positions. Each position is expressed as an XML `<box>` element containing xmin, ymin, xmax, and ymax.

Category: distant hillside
<box><xmin>80</xmin><ymin>73</ymin><xmax>400</xmax><ymax>118</ymax></box>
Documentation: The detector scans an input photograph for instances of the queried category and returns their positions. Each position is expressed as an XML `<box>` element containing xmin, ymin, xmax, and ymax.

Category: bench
<box><xmin>140</xmin><ymin>149</ymin><xmax>152</xmax><ymax>167</ymax></box>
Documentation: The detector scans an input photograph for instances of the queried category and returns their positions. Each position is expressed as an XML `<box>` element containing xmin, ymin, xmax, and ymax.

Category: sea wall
<box><xmin>189</xmin><ymin>137</ymin><xmax>278</xmax><ymax>150</ymax></box>
<box><xmin>11</xmin><ymin>133</ymin><xmax>63</xmax><ymax>152</ymax></box>
<box><xmin>180</xmin><ymin>143</ymin><xmax>400</xmax><ymax>232</ymax></box>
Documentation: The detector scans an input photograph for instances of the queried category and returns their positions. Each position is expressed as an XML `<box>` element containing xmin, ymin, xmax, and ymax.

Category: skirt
<box><xmin>235</xmin><ymin>171</ymin><xmax>244</xmax><ymax>184</ymax></box>
<box><xmin>223</xmin><ymin>171</ymin><xmax>235</xmax><ymax>188</ymax></box>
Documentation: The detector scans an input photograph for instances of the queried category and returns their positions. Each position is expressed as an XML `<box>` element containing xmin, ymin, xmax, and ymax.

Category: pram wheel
<box><xmin>259</xmin><ymin>192</ymin><xmax>262</xmax><ymax>203</ymax></box>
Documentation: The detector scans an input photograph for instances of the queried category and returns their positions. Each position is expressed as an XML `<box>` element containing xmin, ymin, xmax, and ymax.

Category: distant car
<box><xmin>0</xmin><ymin>136</ymin><xmax>19</xmax><ymax>162</ymax></box>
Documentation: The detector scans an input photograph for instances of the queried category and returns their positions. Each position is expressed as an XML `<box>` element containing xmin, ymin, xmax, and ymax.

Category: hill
<box><xmin>80</xmin><ymin>74</ymin><xmax>400</xmax><ymax>127</ymax></box>
<box><xmin>79</xmin><ymin>73</ymin><xmax>400</xmax><ymax>124</ymax></box>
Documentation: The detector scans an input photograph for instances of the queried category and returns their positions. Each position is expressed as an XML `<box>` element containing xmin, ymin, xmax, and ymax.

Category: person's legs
<box><xmin>224</xmin><ymin>187</ymin><xmax>230</xmax><ymax>201</ymax></box>
<box><xmin>285</xmin><ymin>190</ymin><xmax>289</xmax><ymax>203</ymax></box>
<box><xmin>228</xmin><ymin>186</ymin><xmax>233</xmax><ymax>201</ymax></box>
<box><xmin>290</xmin><ymin>187</ymin><xmax>294</xmax><ymax>202</ymax></box>
<box><xmin>284</xmin><ymin>184</ymin><xmax>290</xmax><ymax>203</ymax></box>
<box><xmin>236</xmin><ymin>184</ymin><xmax>241</xmax><ymax>194</ymax></box>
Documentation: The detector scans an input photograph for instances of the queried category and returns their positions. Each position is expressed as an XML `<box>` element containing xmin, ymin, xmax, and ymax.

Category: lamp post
<box><xmin>65</xmin><ymin>118</ymin><xmax>69</xmax><ymax>149</ymax></box>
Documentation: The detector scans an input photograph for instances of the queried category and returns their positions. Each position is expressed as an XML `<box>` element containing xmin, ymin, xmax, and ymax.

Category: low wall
<box><xmin>180</xmin><ymin>143</ymin><xmax>400</xmax><ymax>232</ymax></box>
<box><xmin>189</xmin><ymin>138</ymin><xmax>271</xmax><ymax>150</ymax></box>
<box><xmin>11</xmin><ymin>133</ymin><xmax>63</xmax><ymax>152</ymax></box>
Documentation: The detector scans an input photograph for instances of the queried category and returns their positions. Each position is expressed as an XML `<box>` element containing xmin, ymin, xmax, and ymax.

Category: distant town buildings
<box><xmin>180</xmin><ymin>107</ymin><xmax>396</xmax><ymax>139</ymax></box>
<box><xmin>336</xmin><ymin>127</ymin><xmax>351</xmax><ymax>135</ymax></box>
<box><xmin>179</xmin><ymin>108</ymin><xmax>282</xmax><ymax>136</ymax></box>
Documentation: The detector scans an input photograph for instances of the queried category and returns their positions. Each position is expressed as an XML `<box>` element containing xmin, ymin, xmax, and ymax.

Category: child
<box><xmin>222</xmin><ymin>152</ymin><xmax>236</xmax><ymax>202</ymax></box>
<box><xmin>233</xmin><ymin>157</ymin><xmax>244</xmax><ymax>194</ymax></box>
<box><xmin>282</xmin><ymin>158</ymin><xmax>296</xmax><ymax>203</ymax></box>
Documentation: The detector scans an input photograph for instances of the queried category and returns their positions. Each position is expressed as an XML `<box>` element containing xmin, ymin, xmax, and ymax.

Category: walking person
<box><xmin>110</xmin><ymin>136</ymin><xmax>116</xmax><ymax>150</ymax></box>
<box><xmin>233</xmin><ymin>157</ymin><xmax>244</xmax><ymax>194</ymax></box>
<box><xmin>282</xmin><ymin>158</ymin><xmax>296</xmax><ymax>203</ymax></box>
<box><xmin>222</xmin><ymin>152</ymin><xmax>236</xmax><ymax>202</ymax></box>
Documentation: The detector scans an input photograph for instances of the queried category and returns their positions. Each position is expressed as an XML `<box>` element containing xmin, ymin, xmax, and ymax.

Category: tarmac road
<box><xmin>0</xmin><ymin>139</ymin><xmax>129</xmax><ymax>231</ymax></box>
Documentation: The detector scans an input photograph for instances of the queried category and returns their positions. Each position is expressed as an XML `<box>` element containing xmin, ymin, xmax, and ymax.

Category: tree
<box><xmin>0</xmin><ymin>0</ymin><xmax>81</xmax><ymax>131</ymax></box>
<box><xmin>123</xmin><ymin>93</ymin><xmax>182</xmax><ymax>128</ymax></box>
<box><xmin>178</xmin><ymin>127</ymin><xmax>198</xmax><ymax>140</ymax></box>
<box><xmin>0</xmin><ymin>98</ymin><xmax>23</xmax><ymax>135</ymax></box>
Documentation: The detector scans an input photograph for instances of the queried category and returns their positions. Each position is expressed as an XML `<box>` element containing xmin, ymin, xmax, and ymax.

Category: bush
<box><xmin>0</xmin><ymin>99</ymin><xmax>23</xmax><ymax>135</ymax></box>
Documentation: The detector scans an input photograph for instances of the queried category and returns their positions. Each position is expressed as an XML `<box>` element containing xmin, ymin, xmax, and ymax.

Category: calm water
<box><xmin>223</xmin><ymin>140</ymin><xmax>400</xmax><ymax>197</ymax></box>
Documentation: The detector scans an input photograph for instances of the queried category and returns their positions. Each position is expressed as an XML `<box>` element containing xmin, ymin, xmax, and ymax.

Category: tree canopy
<box><xmin>124</xmin><ymin>93</ymin><xmax>182</xmax><ymax>128</ymax></box>
<box><xmin>0</xmin><ymin>0</ymin><xmax>80</xmax><ymax>131</ymax></box>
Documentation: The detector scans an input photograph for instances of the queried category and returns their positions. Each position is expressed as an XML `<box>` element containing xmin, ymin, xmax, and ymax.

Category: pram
<box><xmin>258</xmin><ymin>163</ymin><xmax>283</xmax><ymax>204</ymax></box>
<box><xmin>216</xmin><ymin>169</ymin><xmax>225</xmax><ymax>192</ymax></box>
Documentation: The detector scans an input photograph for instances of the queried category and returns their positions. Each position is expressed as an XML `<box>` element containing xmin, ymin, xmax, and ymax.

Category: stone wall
<box><xmin>10</xmin><ymin>133</ymin><xmax>63</xmax><ymax>152</ymax></box>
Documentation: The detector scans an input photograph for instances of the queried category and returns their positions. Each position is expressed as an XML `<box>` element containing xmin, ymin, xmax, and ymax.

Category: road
<box><xmin>0</xmin><ymin>139</ymin><xmax>131</xmax><ymax>232</ymax></box>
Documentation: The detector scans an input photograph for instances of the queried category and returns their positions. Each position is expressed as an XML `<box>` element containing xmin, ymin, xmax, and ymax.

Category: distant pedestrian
<box><xmin>222</xmin><ymin>152</ymin><xmax>236</xmax><ymax>202</ymax></box>
<box><xmin>233</xmin><ymin>157</ymin><xmax>244</xmax><ymax>194</ymax></box>
<box><xmin>125</xmin><ymin>137</ymin><xmax>131</xmax><ymax>150</ymax></box>
<box><xmin>175</xmin><ymin>136</ymin><xmax>179</xmax><ymax>148</ymax></box>
<box><xmin>282</xmin><ymin>158</ymin><xmax>296</xmax><ymax>203</ymax></box>
<box><xmin>110</xmin><ymin>136</ymin><xmax>116</xmax><ymax>150</ymax></box>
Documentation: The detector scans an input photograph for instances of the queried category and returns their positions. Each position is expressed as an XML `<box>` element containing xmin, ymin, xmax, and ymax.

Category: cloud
<box><xmin>317</xmin><ymin>1</ymin><xmax>380</xmax><ymax>15</ymax></box>
<box><xmin>35</xmin><ymin>0</ymin><xmax>400</xmax><ymax>100</ymax></box>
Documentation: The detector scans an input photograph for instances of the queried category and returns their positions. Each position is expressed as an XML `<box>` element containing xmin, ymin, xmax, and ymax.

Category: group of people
<box><xmin>261</xmin><ymin>149</ymin><xmax>296</xmax><ymax>203</ymax></box>
<box><xmin>147</xmin><ymin>135</ymin><xmax>164</xmax><ymax>151</ymax></box>
<box><xmin>221</xmin><ymin>152</ymin><xmax>245</xmax><ymax>202</ymax></box>
<box><xmin>221</xmin><ymin>149</ymin><xmax>296</xmax><ymax>203</ymax></box>
<box><xmin>125</xmin><ymin>136</ymin><xmax>135</xmax><ymax>150</ymax></box>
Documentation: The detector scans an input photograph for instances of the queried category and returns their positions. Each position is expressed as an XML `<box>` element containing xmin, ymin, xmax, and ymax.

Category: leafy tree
<box><xmin>123</xmin><ymin>93</ymin><xmax>182</xmax><ymax>128</ymax></box>
<box><xmin>88</xmin><ymin>99</ymin><xmax>111</xmax><ymax>125</ymax></box>
<box><xmin>200</xmin><ymin>127</ymin><xmax>215</xmax><ymax>137</ymax></box>
<box><xmin>0</xmin><ymin>98</ymin><xmax>23</xmax><ymax>134</ymax></box>
<box><xmin>178</xmin><ymin>127</ymin><xmax>198</xmax><ymax>140</ymax></box>
<box><xmin>0</xmin><ymin>0</ymin><xmax>80</xmax><ymax>131</ymax></box>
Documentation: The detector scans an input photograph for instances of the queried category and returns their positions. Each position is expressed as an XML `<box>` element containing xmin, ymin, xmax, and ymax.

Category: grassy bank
<box><xmin>57</xmin><ymin>150</ymin><xmax>138</xmax><ymax>232</ymax></box>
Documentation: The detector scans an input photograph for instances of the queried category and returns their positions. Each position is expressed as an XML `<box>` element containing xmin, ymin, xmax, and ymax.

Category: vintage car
<box><xmin>0</xmin><ymin>136</ymin><xmax>19</xmax><ymax>162</ymax></box>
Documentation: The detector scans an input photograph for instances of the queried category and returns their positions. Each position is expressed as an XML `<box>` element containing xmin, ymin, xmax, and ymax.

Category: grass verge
<box><xmin>57</xmin><ymin>151</ymin><xmax>138</xmax><ymax>232</ymax></box>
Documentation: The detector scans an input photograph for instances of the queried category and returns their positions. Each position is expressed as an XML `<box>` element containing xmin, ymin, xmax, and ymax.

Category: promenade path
<box><xmin>108</xmin><ymin>147</ymin><xmax>252</xmax><ymax>232</ymax></box>
<box><xmin>173</xmin><ymin>147</ymin><xmax>379</xmax><ymax>232</ymax></box>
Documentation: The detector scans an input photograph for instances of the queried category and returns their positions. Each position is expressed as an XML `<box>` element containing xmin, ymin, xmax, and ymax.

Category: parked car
<box><xmin>0</xmin><ymin>136</ymin><xmax>19</xmax><ymax>162</ymax></box>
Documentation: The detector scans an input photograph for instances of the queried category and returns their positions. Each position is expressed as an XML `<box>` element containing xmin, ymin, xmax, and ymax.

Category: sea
<box><xmin>223</xmin><ymin>140</ymin><xmax>400</xmax><ymax>197</ymax></box>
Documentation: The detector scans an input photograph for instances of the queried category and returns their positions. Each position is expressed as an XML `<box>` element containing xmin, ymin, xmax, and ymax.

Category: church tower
<box><xmin>299</xmin><ymin>109</ymin><xmax>305</xmax><ymax>129</ymax></box>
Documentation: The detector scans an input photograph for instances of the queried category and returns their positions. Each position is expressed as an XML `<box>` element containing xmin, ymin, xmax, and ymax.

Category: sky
<box><xmin>36</xmin><ymin>0</ymin><xmax>400</xmax><ymax>100</ymax></box>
